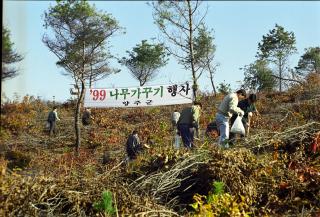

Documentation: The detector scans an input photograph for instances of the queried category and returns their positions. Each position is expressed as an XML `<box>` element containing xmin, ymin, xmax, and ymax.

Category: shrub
<box><xmin>93</xmin><ymin>190</ymin><xmax>116</xmax><ymax>216</ymax></box>
<box><xmin>190</xmin><ymin>181</ymin><xmax>250</xmax><ymax>216</ymax></box>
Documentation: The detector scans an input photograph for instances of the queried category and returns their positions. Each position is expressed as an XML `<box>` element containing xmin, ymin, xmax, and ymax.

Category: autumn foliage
<box><xmin>1</xmin><ymin>86</ymin><xmax>320</xmax><ymax>216</ymax></box>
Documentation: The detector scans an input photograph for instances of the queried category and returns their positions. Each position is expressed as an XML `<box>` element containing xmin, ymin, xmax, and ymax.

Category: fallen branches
<box><xmin>244</xmin><ymin>122</ymin><xmax>320</xmax><ymax>152</ymax></box>
<box><xmin>130</xmin><ymin>152</ymin><xmax>208</xmax><ymax>206</ymax></box>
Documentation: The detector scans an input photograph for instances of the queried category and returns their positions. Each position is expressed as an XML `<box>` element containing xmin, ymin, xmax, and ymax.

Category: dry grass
<box><xmin>1</xmin><ymin>90</ymin><xmax>320</xmax><ymax>216</ymax></box>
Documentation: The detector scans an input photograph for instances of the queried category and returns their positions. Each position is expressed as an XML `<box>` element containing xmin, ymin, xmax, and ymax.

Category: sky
<box><xmin>2</xmin><ymin>1</ymin><xmax>320</xmax><ymax>102</ymax></box>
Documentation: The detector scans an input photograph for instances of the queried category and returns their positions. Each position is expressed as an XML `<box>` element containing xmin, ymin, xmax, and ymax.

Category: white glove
<box><xmin>238</xmin><ymin>110</ymin><xmax>244</xmax><ymax>117</ymax></box>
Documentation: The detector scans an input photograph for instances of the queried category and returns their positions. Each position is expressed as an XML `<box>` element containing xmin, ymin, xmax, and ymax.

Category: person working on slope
<box><xmin>47</xmin><ymin>106</ymin><xmax>60</xmax><ymax>136</ymax></box>
<box><xmin>230</xmin><ymin>93</ymin><xmax>260</xmax><ymax>141</ymax></box>
<box><xmin>177</xmin><ymin>101</ymin><xmax>202</xmax><ymax>148</ymax></box>
<box><xmin>215</xmin><ymin>89</ymin><xmax>246</xmax><ymax>148</ymax></box>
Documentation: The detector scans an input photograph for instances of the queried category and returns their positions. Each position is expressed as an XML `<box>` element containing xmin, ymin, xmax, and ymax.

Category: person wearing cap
<box><xmin>177</xmin><ymin>101</ymin><xmax>202</xmax><ymax>148</ymax></box>
<box><xmin>215</xmin><ymin>89</ymin><xmax>246</xmax><ymax>148</ymax></box>
<box><xmin>230</xmin><ymin>93</ymin><xmax>260</xmax><ymax>138</ymax></box>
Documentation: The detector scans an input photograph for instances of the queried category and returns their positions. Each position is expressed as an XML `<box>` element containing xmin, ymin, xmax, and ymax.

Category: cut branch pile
<box><xmin>129</xmin><ymin>151</ymin><xmax>209</xmax><ymax>208</ymax></box>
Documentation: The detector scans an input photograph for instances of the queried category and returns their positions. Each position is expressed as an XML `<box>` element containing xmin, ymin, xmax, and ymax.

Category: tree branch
<box><xmin>271</xmin><ymin>74</ymin><xmax>303</xmax><ymax>84</ymax></box>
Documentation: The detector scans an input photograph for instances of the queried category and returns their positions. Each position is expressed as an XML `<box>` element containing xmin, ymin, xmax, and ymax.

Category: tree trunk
<box><xmin>209</xmin><ymin>72</ymin><xmax>217</xmax><ymax>96</ymax></box>
<box><xmin>207</xmin><ymin>58</ymin><xmax>217</xmax><ymax>96</ymax></box>
<box><xmin>279</xmin><ymin>58</ymin><xmax>282</xmax><ymax>92</ymax></box>
<box><xmin>75</xmin><ymin>41</ymin><xmax>86</xmax><ymax>155</ymax></box>
<box><xmin>89</xmin><ymin>64</ymin><xmax>93</xmax><ymax>88</ymax></box>
<box><xmin>187</xmin><ymin>0</ymin><xmax>197</xmax><ymax>101</ymax></box>
<box><xmin>75</xmin><ymin>80</ymin><xmax>85</xmax><ymax>154</ymax></box>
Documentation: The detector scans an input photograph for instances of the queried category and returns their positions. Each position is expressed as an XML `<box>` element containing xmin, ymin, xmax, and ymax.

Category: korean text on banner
<box><xmin>84</xmin><ymin>83</ymin><xmax>193</xmax><ymax>108</ymax></box>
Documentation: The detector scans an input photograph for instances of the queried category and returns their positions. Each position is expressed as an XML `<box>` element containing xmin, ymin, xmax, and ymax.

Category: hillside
<box><xmin>1</xmin><ymin>86</ymin><xmax>320</xmax><ymax>216</ymax></box>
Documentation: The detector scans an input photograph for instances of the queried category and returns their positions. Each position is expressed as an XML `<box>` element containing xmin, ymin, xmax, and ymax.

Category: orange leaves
<box><xmin>288</xmin><ymin>161</ymin><xmax>296</xmax><ymax>170</ymax></box>
<box><xmin>279</xmin><ymin>182</ymin><xmax>289</xmax><ymax>190</ymax></box>
<box><xmin>106</xmin><ymin>135</ymin><xmax>121</xmax><ymax>144</ymax></box>
<box><xmin>311</xmin><ymin>142</ymin><xmax>318</xmax><ymax>153</ymax></box>
<box><xmin>207</xmin><ymin>130</ymin><xmax>219</xmax><ymax>139</ymax></box>
<box><xmin>310</xmin><ymin>132</ymin><xmax>320</xmax><ymax>153</ymax></box>
<box><xmin>52</xmin><ymin>148</ymin><xmax>97</xmax><ymax>176</ymax></box>
<box><xmin>298</xmin><ymin>174</ymin><xmax>305</xmax><ymax>182</ymax></box>
<box><xmin>0</xmin><ymin>157</ymin><xmax>8</xmax><ymax>176</ymax></box>
<box><xmin>1</xmin><ymin>101</ymin><xmax>42</xmax><ymax>136</ymax></box>
<box><xmin>287</xmin><ymin>159</ymin><xmax>320</xmax><ymax>184</ymax></box>
<box><xmin>305</xmin><ymin>72</ymin><xmax>320</xmax><ymax>89</ymax></box>
<box><xmin>271</xmin><ymin>139</ymin><xmax>282</xmax><ymax>161</ymax></box>
<box><xmin>272</xmin><ymin>151</ymin><xmax>279</xmax><ymax>161</ymax></box>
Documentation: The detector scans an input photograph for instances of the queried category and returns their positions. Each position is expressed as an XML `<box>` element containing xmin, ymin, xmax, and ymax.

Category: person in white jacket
<box><xmin>215</xmin><ymin>89</ymin><xmax>246</xmax><ymax>148</ymax></box>
<box><xmin>171</xmin><ymin>110</ymin><xmax>181</xmax><ymax>132</ymax></box>
<box><xmin>172</xmin><ymin>110</ymin><xmax>181</xmax><ymax>149</ymax></box>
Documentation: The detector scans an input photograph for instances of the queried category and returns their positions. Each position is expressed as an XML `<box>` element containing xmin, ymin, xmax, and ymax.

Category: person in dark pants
<box><xmin>126</xmin><ymin>130</ymin><xmax>143</xmax><ymax>160</ymax></box>
<box><xmin>230</xmin><ymin>94</ymin><xmax>260</xmax><ymax>141</ymax></box>
<box><xmin>177</xmin><ymin>101</ymin><xmax>202</xmax><ymax>149</ymax></box>
<box><xmin>47</xmin><ymin>106</ymin><xmax>60</xmax><ymax>136</ymax></box>
<box><xmin>82</xmin><ymin>108</ymin><xmax>93</xmax><ymax>126</ymax></box>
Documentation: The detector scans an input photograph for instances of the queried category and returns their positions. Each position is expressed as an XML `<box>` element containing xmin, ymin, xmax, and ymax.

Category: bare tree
<box><xmin>193</xmin><ymin>25</ymin><xmax>218</xmax><ymax>95</ymax></box>
<box><xmin>152</xmin><ymin>0</ymin><xmax>209</xmax><ymax>99</ymax></box>
<box><xmin>43</xmin><ymin>0</ymin><xmax>123</xmax><ymax>153</ymax></box>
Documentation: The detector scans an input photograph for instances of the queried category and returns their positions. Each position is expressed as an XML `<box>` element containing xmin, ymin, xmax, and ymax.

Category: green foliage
<box><xmin>257</xmin><ymin>24</ymin><xmax>297</xmax><ymax>60</ymax></box>
<box><xmin>193</xmin><ymin>25</ymin><xmax>216</xmax><ymax>67</ymax></box>
<box><xmin>159</xmin><ymin>121</ymin><xmax>168</xmax><ymax>131</ymax></box>
<box><xmin>194</xmin><ymin>95</ymin><xmax>203</xmax><ymax>104</ymax></box>
<box><xmin>2</xmin><ymin>27</ymin><xmax>12</xmax><ymax>53</ymax></box>
<box><xmin>257</xmin><ymin>24</ymin><xmax>297</xmax><ymax>91</ymax></box>
<box><xmin>93</xmin><ymin>190</ymin><xmax>116</xmax><ymax>215</ymax></box>
<box><xmin>212</xmin><ymin>181</ymin><xmax>224</xmax><ymax>195</ymax></box>
<box><xmin>217</xmin><ymin>81</ymin><xmax>231</xmax><ymax>94</ymax></box>
<box><xmin>43</xmin><ymin>0</ymin><xmax>123</xmax><ymax>83</ymax></box>
<box><xmin>242</xmin><ymin>59</ymin><xmax>276</xmax><ymax>92</ymax></box>
<box><xmin>206</xmin><ymin>181</ymin><xmax>224</xmax><ymax>203</ymax></box>
<box><xmin>295</xmin><ymin>47</ymin><xmax>320</xmax><ymax>75</ymax></box>
<box><xmin>120</xmin><ymin>40</ymin><xmax>168</xmax><ymax>86</ymax></box>
<box><xmin>2</xmin><ymin>26</ymin><xmax>23</xmax><ymax>80</ymax></box>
